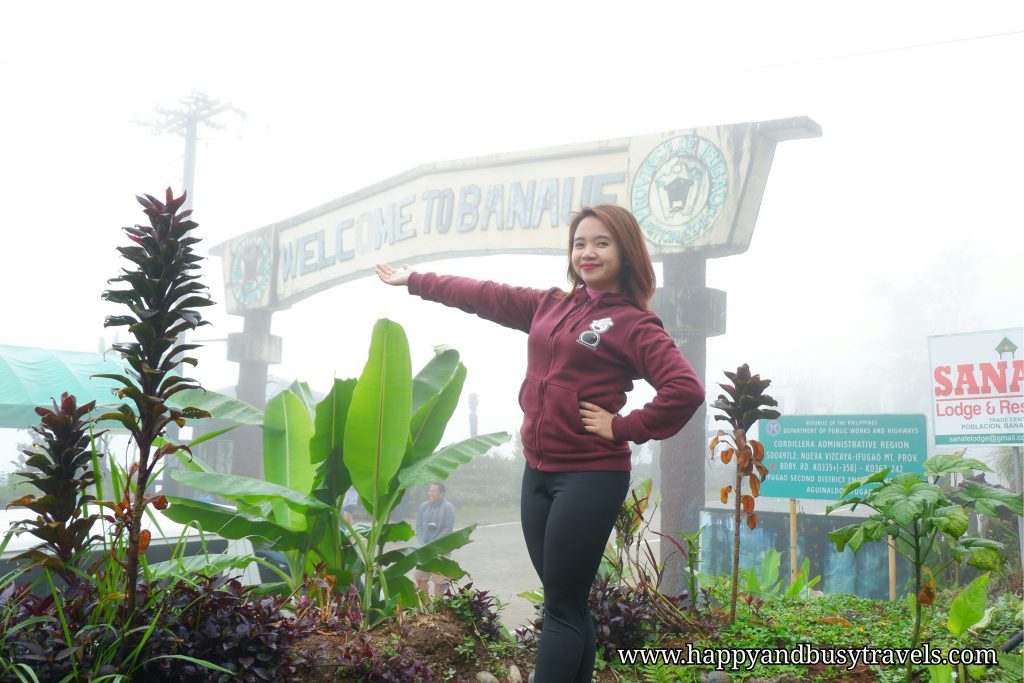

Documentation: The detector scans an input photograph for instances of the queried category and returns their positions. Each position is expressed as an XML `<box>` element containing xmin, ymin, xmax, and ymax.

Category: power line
<box><xmin>777</xmin><ymin>29</ymin><xmax>1024</xmax><ymax>67</ymax></box>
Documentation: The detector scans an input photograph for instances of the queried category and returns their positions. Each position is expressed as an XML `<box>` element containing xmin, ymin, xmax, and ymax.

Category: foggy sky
<box><xmin>1</xmin><ymin>3</ymin><xmax>1022</xmax><ymax>471</ymax></box>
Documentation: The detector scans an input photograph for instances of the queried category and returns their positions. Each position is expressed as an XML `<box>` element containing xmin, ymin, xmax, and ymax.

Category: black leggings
<box><xmin>520</xmin><ymin>464</ymin><xmax>630</xmax><ymax>683</ymax></box>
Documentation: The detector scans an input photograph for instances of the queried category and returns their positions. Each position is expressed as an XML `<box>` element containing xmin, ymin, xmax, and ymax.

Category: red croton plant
<box><xmin>709</xmin><ymin>363</ymin><xmax>780</xmax><ymax>623</ymax></box>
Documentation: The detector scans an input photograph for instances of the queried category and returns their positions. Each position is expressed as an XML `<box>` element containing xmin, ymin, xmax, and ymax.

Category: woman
<box><xmin>376</xmin><ymin>204</ymin><xmax>704</xmax><ymax>683</ymax></box>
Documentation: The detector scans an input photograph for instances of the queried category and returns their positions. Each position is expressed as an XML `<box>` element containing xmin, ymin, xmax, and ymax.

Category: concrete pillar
<box><xmin>652</xmin><ymin>252</ymin><xmax>725</xmax><ymax>594</ymax></box>
<box><xmin>228</xmin><ymin>309</ymin><xmax>281</xmax><ymax>479</ymax></box>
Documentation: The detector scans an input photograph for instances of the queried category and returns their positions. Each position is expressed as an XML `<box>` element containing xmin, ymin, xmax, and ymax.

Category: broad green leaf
<box><xmin>965</xmin><ymin>665</ymin><xmax>987</xmax><ymax>680</ymax></box>
<box><xmin>162</xmin><ymin>498</ymin><xmax>309</xmax><ymax>549</ymax></box>
<box><xmin>759</xmin><ymin>549</ymin><xmax>780</xmax><ymax>592</ymax></box>
<box><xmin>174</xmin><ymin>450</ymin><xmax>215</xmax><ymax>474</ymax></box>
<box><xmin>172</xmin><ymin>470</ymin><xmax>330</xmax><ymax>515</ymax></box>
<box><xmin>382</xmin><ymin>520</ymin><xmax>416</xmax><ymax>543</ymax></box>
<box><xmin>409</xmin><ymin>359</ymin><xmax>467</xmax><ymax>465</ymax></box>
<box><xmin>958</xmin><ymin>482</ymin><xmax>1024</xmax><ymax>516</ymax></box>
<box><xmin>926</xmin><ymin>663</ymin><xmax>953</xmax><ymax>683</ymax></box>
<box><xmin>930</xmin><ymin>505</ymin><xmax>969</xmax><ymax>539</ymax></box>
<box><xmin>168</xmin><ymin>388</ymin><xmax>263</xmax><ymax>426</ymax></box>
<box><xmin>947</xmin><ymin>572</ymin><xmax>989</xmax><ymax>636</ymax></box>
<box><xmin>147</xmin><ymin>552</ymin><xmax>258</xmax><ymax>579</ymax></box>
<box><xmin>383</xmin><ymin>573</ymin><xmax>421</xmax><ymax>613</ymax></box>
<box><xmin>924</xmin><ymin>454</ymin><xmax>992</xmax><ymax>476</ymax></box>
<box><xmin>415</xmin><ymin>555</ymin><xmax>465</xmax><ymax>579</ymax></box>
<box><xmin>956</xmin><ymin>537</ymin><xmax>1005</xmax><ymax>571</ymax></box>
<box><xmin>996</xmin><ymin>654</ymin><xmax>1023</xmax><ymax>680</ymax></box>
<box><xmin>310</xmin><ymin>378</ymin><xmax>357</xmax><ymax>508</ymax></box>
<box><xmin>288</xmin><ymin>380</ymin><xmax>318</xmax><ymax>420</ymax></box>
<box><xmin>874</xmin><ymin>481</ymin><xmax>943</xmax><ymax>526</ymax></box>
<box><xmin>840</xmin><ymin>468</ymin><xmax>891</xmax><ymax>498</ymax></box>
<box><xmin>311</xmin><ymin>379</ymin><xmax>357</xmax><ymax>466</ymax></box>
<box><xmin>828</xmin><ymin>524</ymin><xmax>860</xmax><ymax>552</ymax></box>
<box><xmin>264</xmin><ymin>389</ymin><xmax>315</xmax><ymax>530</ymax></box>
<box><xmin>399</xmin><ymin>432</ymin><xmax>509</xmax><ymax>489</ymax></box>
<box><xmin>344</xmin><ymin>319</ymin><xmax>412</xmax><ymax>510</ymax></box>
<box><xmin>411</xmin><ymin>348</ymin><xmax>461</xmax><ymax>413</ymax></box>
<box><xmin>380</xmin><ymin>524</ymin><xmax>476</xmax><ymax>577</ymax></box>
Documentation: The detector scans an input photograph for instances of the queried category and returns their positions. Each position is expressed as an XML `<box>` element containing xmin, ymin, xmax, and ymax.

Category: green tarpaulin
<box><xmin>0</xmin><ymin>344</ymin><xmax>127</xmax><ymax>429</ymax></box>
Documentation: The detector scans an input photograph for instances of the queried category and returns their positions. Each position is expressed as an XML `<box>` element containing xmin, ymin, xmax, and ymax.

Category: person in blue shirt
<box><xmin>414</xmin><ymin>482</ymin><xmax>455</xmax><ymax>598</ymax></box>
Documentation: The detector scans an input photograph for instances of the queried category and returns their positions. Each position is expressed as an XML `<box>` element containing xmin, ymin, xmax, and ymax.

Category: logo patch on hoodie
<box><xmin>577</xmin><ymin>318</ymin><xmax>613</xmax><ymax>350</ymax></box>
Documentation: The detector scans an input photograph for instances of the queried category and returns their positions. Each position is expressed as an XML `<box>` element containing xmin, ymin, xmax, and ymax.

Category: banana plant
<box><xmin>163</xmin><ymin>319</ymin><xmax>508</xmax><ymax>624</ymax></box>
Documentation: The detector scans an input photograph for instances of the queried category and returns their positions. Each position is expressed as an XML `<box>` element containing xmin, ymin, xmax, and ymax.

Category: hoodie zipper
<box><xmin>534</xmin><ymin>293</ymin><xmax>599</xmax><ymax>468</ymax></box>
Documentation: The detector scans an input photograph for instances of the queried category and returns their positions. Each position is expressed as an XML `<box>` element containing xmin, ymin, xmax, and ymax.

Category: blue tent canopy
<box><xmin>0</xmin><ymin>344</ymin><xmax>127</xmax><ymax>429</ymax></box>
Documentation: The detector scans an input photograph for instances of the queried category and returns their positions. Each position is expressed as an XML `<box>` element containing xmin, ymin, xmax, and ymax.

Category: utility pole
<box><xmin>138</xmin><ymin>91</ymin><xmax>244</xmax><ymax>211</ymax></box>
<box><xmin>468</xmin><ymin>393</ymin><xmax>479</xmax><ymax>438</ymax></box>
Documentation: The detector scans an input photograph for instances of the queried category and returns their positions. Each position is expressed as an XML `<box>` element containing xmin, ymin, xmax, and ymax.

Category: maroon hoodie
<box><xmin>407</xmin><ymin>272</ymin><xmax>705</xmax><ymax>472</ymax></box>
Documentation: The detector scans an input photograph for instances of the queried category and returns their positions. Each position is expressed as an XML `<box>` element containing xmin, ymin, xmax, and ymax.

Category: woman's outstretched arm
<box><xmin>375</xmin><ymin>263</ymin><xmax>552</xmax><ymax>334</ymax></box>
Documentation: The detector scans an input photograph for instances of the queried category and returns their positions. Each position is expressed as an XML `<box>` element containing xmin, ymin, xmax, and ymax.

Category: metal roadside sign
<box><xmin>758</xmin><ymin>414</ymin><xmax>928</xmax><ymax>500</ymax></box>
<box><xmin>929</xmin><ymin>328</ymin><xmax>1024</xmax><ymax>446</ymax></box>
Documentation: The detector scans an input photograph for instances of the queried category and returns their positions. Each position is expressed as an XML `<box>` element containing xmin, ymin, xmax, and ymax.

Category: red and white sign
<box><xmin>929</xmin><ymin>328</ymin><xmax>1024</xmax><ymax>445</ymax></box>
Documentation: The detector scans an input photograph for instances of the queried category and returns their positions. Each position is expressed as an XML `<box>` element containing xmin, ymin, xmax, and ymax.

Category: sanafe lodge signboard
<box><xmin>213</xmin><ymin>117</ymin><xmax>820</xmax><ymax>313</ymax></box>
<box><xmin>759</xmin><ymin>414</ymin><xmax>928</xmax><ymax>500</ymax></box>
<box><xmin>929</xmin><ymin>328</ymin><xmax>1024</xmax><ymax>446</ymax></box>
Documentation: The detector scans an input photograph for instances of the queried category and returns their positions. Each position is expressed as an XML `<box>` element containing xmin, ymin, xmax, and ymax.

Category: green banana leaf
<box><xmin>168</xmin><ymin>388</ymin><xmax>263</xmax><ymax>426</ymax></box>
<box><xmin>147</xmin><ymin>552</ymin><xmax>258</xmax><ymax>579</ymax></box>
<box><xmin>162</xmin><ymin>497</ymin><xmax>311</xmax><ymax>549</ymax></box>
<box><xmin>288</xmin><ymin>380</ymin><xmax>318</xmax><ymax>420</ymax></box>
<box><xmin>172</xmin><ymin>470</ymin><xmax>330</xmax><ymax>516</ymax></box>
<box><xmin>380</xmin><ymin>524</ymin><xmax>476</xmax><ymax>577</ymax></box>
<box><xmin>263</xmin><ymin>389</ymin><xmax>315</xmax><ymax>530</ymax></box>
<box><xmin>411</xmin><ymin>348</ymin><xmax>461</xmax><ymax>411</ymax></box>
<box><xmin>345</xmin><ymin>319</ymin><xmax>412</xmax><ymax>511</ymax></box>
<box><xmin>410</xmin><ymin>362</ymin><xmax>468</xmax><ymax>465</ymax></box>
<box><xmin>399</xmin><ymin>432</ymin><xmax>509</xmax><ymax>489</ymax></box>
<box><xmin>311</xmin><ymin>378</ymin><xmax>357</xmax><ymax>500</ymax></box>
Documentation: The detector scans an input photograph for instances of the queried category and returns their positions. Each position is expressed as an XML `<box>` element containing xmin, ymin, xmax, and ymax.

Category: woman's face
<box><xmin>571</xmin><ymin>216</ymin><xmax>622</xmax><ymax>293</ymax></box>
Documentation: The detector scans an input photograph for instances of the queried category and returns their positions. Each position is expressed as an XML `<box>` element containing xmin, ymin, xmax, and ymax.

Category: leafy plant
<box><xmin>435</xmin><ymin>582</ymin><xmax>505</xmax><ymax>642</ymax></box>
<box><xmin>5</xmin><ymin>394</ymin><xmax>104</xmax><ymax>583</ymax></box>
<box><xmin>589</xmin><ymin>576</ymin><xmax>658</xmax><ymax>661</ymax></box>
<box><xmin>291</xmin><ymin>563</ymin><xmax>363</xmax><ymax>631</ymax></box>
<box><xmin>708</xmin><ymin>363</ymin><xmax>780</xmax><ymax>623</ymax></box>
<box><xmin>602</xmin><ymin>478</ymin><xmax>653</xmax><ymax>584</ymax></box>
<box><xmin>655</xmin><ymin>525</ymin><xmax>706</xmax><ymax>613</ymax></box>
<box><xmin>741</xmin><ymin>548</ymin><xmax>821</xmax><ymax>601</ymax></box>
<box><xmin>926</xmin><ymin>572</ymin><xmax>992</xmax><ymax>683</ymax></box>
<box><xmin>598</xmin><ymin>480</ymin><xmax>700</xmax><ymax>633</ymax></box>
<box><xmin>827</xmin><ymin>454</ymin><xmax>1022</xmax><ymax>681</ymax></box>
<box><xmin>97</xmin><ymin>188</ymin><xmax>214</xmax><ymax>620</ymax></box>
<box><xmin>520</xmin><ymin>576</ymin><xmax>658</xmax><ymax>663</ymax></box>
<box><xmin>329</xmin><ymin>634</ymin><xmax>441</xmax><ymax>682</ymax></box>
<box><xmin>164</xmin><ymin>323</ymin><xmax>508</xmax><ymax>625</ymax></box>
<box><xmin>143</xmin><ymin>574</ymin><xmax>308</xmax><ymax>683</ymax></box>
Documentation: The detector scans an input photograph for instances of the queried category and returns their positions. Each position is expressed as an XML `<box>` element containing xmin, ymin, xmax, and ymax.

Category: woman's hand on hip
<box><xmin>375</xmin><ymin>263</ymin><xmax>413</xmax><ymax>287</ymax></box>
<box><xmin>579</xmin><ymin>401</ymin><xmax>615</xmax><ymax>441</ymax></box>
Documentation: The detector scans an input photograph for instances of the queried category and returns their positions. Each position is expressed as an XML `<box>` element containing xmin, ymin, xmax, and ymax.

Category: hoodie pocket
<box><xmin>536</xmin><ymin>381</ymin><xmax>590</xmax><ymax>453</ymax></box>
<box><xmin>518</xmin><ymin>378</ymin><xmax>541</xmax><ymax>450</ymax></box>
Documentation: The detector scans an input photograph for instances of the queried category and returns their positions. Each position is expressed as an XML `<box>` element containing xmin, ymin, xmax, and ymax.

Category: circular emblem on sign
<box><xmin>630</xmin><ymin>135</ymin><xmax>729</xmax><ymax>247</ymax></box>
<box><xmin>229</xmin><ymin>233</ymin><xmax>272</xmax><ymax>307</ymax></box>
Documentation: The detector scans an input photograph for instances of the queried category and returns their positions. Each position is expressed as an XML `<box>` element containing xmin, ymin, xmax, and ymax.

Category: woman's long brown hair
<box><xmin>565</xmin><ymin>205</ymin><xmax>657</xmax><ymax>311</ymax></box>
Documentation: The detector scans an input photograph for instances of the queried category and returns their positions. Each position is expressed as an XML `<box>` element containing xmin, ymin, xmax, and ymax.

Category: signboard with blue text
<box><xmin>212</xmin><ymin>117</ymin><xmax>820</xmax><ymax>314</ymax></box>
<box><xmin>758</xmin><ymin>414</ymin><xmax>927</xmax><ymax>500</ymax></box>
